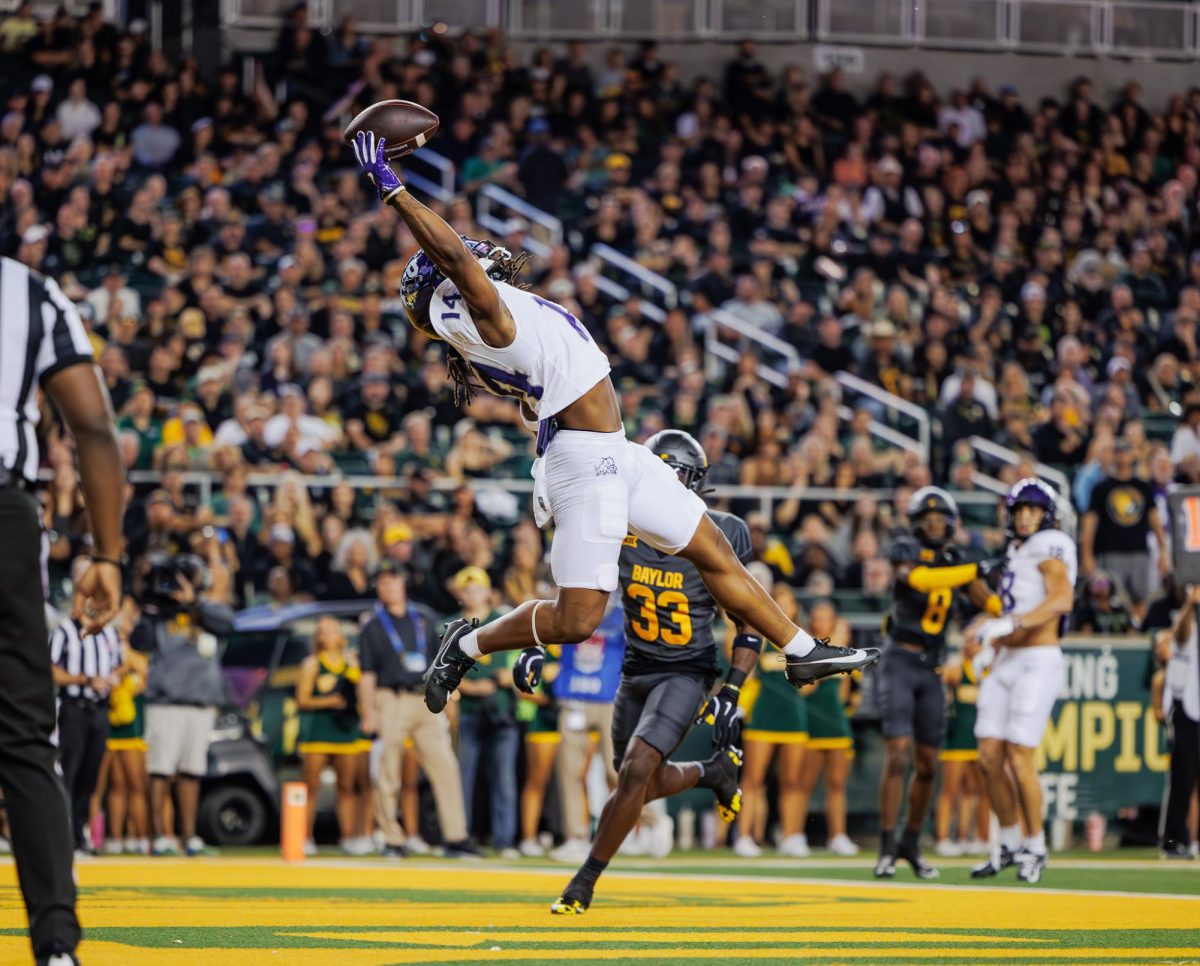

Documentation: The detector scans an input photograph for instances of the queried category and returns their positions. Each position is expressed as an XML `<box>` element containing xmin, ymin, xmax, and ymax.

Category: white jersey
<box><xmin>999</xmin><ymin>528</ymin><xmax>1078</xmax><ymax>619</ymax></box>
<box><xmin>429</xmin><ymin>278</ymin><xmax>611</xmax><ymax>420</ymax></box>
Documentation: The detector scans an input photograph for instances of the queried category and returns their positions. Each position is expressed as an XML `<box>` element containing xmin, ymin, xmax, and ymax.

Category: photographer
<box><xmin>133</xmin><ymin>553</ymin><xmax>234</xmax><ymax>857</ymax></box>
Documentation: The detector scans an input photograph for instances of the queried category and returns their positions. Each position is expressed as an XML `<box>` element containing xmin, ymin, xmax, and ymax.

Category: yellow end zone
<box><xmin>0</xmin><ymin>859</ymin><xmax>1194</xmax><ymax>965</ymax></box>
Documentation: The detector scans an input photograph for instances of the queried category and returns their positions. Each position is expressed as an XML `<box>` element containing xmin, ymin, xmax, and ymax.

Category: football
<box><xmin>342</xmin><ymin>99</ymin><xmax>440</xmax><ymax>160</ymax></box>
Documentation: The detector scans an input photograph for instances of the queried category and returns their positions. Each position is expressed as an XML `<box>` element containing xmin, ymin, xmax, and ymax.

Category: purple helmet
<box><xmin>400</xmin><ymin>236</ymin><xmax>514</xmax><ymax>326</ymax></box>
<box><xmin>1005</xmin><ymin>477</ymin><xmax>1058</xmax><ymax>537</ymax></box>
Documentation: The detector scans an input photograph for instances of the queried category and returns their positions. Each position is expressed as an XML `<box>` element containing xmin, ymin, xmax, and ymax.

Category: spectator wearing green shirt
<box><xmin>116</xmin><ymin>381</ymin><xmax>162</xmax><ymax>471</ymax></box>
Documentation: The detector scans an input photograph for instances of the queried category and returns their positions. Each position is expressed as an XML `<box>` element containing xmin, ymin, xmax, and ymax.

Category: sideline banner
<box><xmin>1037</xmin><ymin>638</ymin><xmax>1168</xmax><ymax>823</ymax></box>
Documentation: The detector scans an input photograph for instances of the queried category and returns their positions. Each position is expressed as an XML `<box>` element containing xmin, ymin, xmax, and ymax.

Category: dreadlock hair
<box><xmin>443</xmin><ymin>246</ymin><xmax>534</xmax><ymax>408</ymax></box>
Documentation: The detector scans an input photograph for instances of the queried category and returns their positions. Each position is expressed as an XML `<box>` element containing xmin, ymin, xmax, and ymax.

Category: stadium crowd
<box><xmin>1</xmin><ymin>2</ymin><xmax>1197</xmax><ymax>855</ymax></box>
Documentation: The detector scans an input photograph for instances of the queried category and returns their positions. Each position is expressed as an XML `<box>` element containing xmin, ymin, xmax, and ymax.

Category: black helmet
<box><xmin>907</xmin><ymin>485</ymin><xmax>958</xmax><ymax>548</ymax></box>
<box><xmin>645</xmin><ymin>429</ymin><xmax>709</xmax><ymax>493</ymax></box>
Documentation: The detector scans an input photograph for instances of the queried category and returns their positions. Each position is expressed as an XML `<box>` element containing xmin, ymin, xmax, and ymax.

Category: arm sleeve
<box><xmin>723</xmin><ymin>516</ymin><xmax>754</xmax><ymax>565</ymax></box>
<box><xmin>130</xmin><ymin>619</ymin><xmax>154</xmax><ymax>654</ymax></box>
<box><xmin>35</xmin><ymin>275</ymin><xmax>94</xmax><ymax>385</ymax></box>
<box><xmin>359</xmin><ymin>621</ymin><xmax>380</xmax><ymax>674</ymax></box>
<box><xmin>196</xmin><ymin>601</ymin><xmax>236</xmax><ymax>636</ymax></box>
<box><xmin>906</xmin><ymin>562</ymin><xmax>980</xmax><ymax>592</ymax></box>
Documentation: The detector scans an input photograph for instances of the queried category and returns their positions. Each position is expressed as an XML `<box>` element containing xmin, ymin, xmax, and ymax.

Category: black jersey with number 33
<box><xmin>885</xmin><ymin>536</ymin><xmax>961</xmax><ymax>654</ymax></box>
<box><xmin>618</xmin><ymin>510</ymin><xmax>753</xmax><ymax>678</ymax></box>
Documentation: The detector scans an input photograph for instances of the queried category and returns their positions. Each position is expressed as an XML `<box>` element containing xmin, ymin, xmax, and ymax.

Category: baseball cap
<box><xmin>384</xmin><ymin>522</ymin><xmax>413</xmax><ymax>545</ymax></box>
<box><xmin>1020</xmin><ymin>281</ymin><xmax>1046</xmax><ymax>301</ymax></box>
<box><xmin>31</xmin><ymin>75</ymin><xmax>53</xmax><ymax>94</ymax></box>
<box><xmin>604</xmin><ymin>153</ymin><xmax>632</xmax><ymax>171</ymax></box>
<box><xmin>452</xmin><ymin>565</ymin><xmax>491</xmax><ymax>590</ymax></box>
<box><xmin>877</xmin><ymin>156</ymin><xmax>902</xmax><ymax>175</ymax></box>
<box><xmin>527</xmin><ymin>117</ymin><xmax>551</xmax><ymax>135</ymax></box>
<box><xmin>21</xmin><ymin>224</ymin><xmax>48</xmax><ymax>245</ymax></box>
<box><xmin>966</xmin><ymin>189</ymin><xmax>990</xmax><ymax>209</ymax></box>
<box><xmin>1107</xmin><ymin>356</ymin><xmax>1132</xmax><ymax>376</ymax></box>
<box><xmin>269</xmin><ymin>524</ymin><xmax>295</xmax><ymax>543</ymax></box>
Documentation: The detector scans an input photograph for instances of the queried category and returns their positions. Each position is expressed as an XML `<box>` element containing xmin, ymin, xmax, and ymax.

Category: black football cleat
<box><xmin>550</xmin><ymin>877</ymin><xmax>594</xmax><ymax>915</ymax></box>
<box><xmin>874</xmin><ymin>852</ymin><xmax>897</xmax><ymax>878</ymax></box>
<box><xmin>423</xmin><ymin>618</ymin><xmax>478</xmax><ymax>713</ymax></box>
<box><xmin>971</xmin><ymin>845</ymin><xmax>1018</xmax><ymax>878</ymax></box>
<box><xmin>896</xmin><ymin>841</ymin><xmax>939</xmax><ymax>880</ymax></box>
<box><xmin>1016</xmin><ymin>850</ymin><xmax>1047</xmax><ymax>883</ymax></box>
<box><xmin>700</xmin><ymin>746</ymin><xmax>744</xmax><ymax>823</ymax></box>
<box><xmin>785</xmin><ymin>639</ymin><xmax>881</xmax><ymax>686</ymax></box>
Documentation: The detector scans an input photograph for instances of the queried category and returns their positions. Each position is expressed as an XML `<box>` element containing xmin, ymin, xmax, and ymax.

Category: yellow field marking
<box><xmin>0</xmin><ymin>860</ymin><xmax>1194</xmax><ymax>966</ymax></box>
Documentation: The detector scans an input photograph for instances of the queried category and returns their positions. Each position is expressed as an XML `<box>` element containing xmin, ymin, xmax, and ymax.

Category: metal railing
<box><xmin>834</xmin><ymin>371</ymin><xmax>932</xmax><ymax>463</ymax></box>
<box><xmin>405</xmin><ymin>148</ymin><xmax>457</xmax><ymax>205</ymax></box>
<box><xmin>967</xmin><ymin>435</ymin><xmax>1070</xmax><ymax>495</ymax></box>
<box><xmin>701</xmin><ymin>307</ymin><xmax>802</xmax><ymax>390</ymax></box>
<box><xmin>590</xmin><ymin>243</ymin><xmax>678</xmax><ymax>313</ymax></box>
<box><xmin>476</xmin><ymin>184</ymin><xmax>563</xmax><ymax>259</ymax></box>
<box><xmin>836</xmin><ymin>405</ymin><xmax>922</xmax><ymax>457</ymax></box>
<box><xmin>86</xmin><ymin>469</ymin><xmax>1001</xmax><ymax>524</ymax></box>
<box><xmin>214</xmin><ymin>0</ymin><xmax>1200</xmax><ymax>58</ymax></box>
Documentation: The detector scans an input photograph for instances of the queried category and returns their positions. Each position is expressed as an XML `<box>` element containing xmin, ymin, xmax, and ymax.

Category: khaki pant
<box><xmin>556</xmin><ymin>701</ymin><xmax>618</xmax><ymax>841</ymax></box>
<box><xmin>374</xmin><ymin>689</ymin><xmax>467</xmax><ymax>847</ymax></box>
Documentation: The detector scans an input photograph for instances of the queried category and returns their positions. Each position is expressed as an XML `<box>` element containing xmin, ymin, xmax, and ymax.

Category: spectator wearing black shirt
<box><xmin>1080</xmin><ymin>442</ymin><xmax>1170</xmax><ymax>622</ymax></box>
<box><xmin>1072</xmin><ymin>571</ymin><xmax>1134</xmax><ymax>635</ymax></box>
<box><xmin>1033</xmin><ymin>393</ymin><xmax>1087</xmax><ymax>467</ymax></box>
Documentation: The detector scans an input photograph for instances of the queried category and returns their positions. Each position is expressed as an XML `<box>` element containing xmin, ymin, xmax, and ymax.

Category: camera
<box><xmin>138</xmin><ymin>551</ymin><xmax>210</xmax><ymax>613</ymax></box>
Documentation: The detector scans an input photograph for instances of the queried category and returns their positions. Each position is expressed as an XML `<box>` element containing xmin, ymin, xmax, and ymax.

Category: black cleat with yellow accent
<box><xmin>550</xmin><ymin>879</ymin><xmax>593</xmax><ymax>915</ymax></box>
<box><xmin>699</xmin><ymin>746</ymin><xmax>743</xmax><ymax>823</ymax></box>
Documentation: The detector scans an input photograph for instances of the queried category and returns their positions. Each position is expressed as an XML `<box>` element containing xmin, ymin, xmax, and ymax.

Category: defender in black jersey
<box><xmin>875</xmin><ymin>487</ymin><xmax>998</xmax><ymax>880</ymax></box>
<box><xmin>516</xmin><ymin>430</ymin><xmax>759</xmax><ymax>915</ymax></box>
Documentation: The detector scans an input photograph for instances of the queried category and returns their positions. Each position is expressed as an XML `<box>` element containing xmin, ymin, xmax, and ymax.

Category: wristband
<box><xmin>725</xmin><ymin>668</ymin><xmax>748</xmax><ymax>689</ymax></box>
<box><xmin>732</xmin><ymin>633</ymin><xmax>764</xmax><ymax>655</ymax></box>
<box><xmin>91</xmin><ymin>554</ymin><xmax>124</xmax><ymax>568</ymax></box>
<box><xmin>382</xmin><ymin>183</ymin><xmax>407</xmax><ymax>204</ymax></box>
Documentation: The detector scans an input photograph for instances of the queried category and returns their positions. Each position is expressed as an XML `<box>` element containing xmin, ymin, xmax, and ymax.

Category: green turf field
<box><xmin>1</xmin><ymin>851</ymin><xmax>1197</xmax><ymax>964</ymax></box>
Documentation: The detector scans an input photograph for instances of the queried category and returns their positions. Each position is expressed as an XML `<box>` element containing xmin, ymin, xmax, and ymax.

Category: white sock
<box><xmin>782</xmin><ymin>629</ymin><xmax>816</xmax><ymax>658</ymax></box>
<box><xmin>459</xmin><ymin>630</ymin><xmax>481</xmax><ymax>659</ymax></box>
<box><xmin>1024</xmin><ymin>831</ymin><xmax>1046</xmax><ymax>856</ymax></box>
<box><xmin>1000</xmin><ymin>825</ymin><xmax>1021</xmax><ymax>851</ymax></box>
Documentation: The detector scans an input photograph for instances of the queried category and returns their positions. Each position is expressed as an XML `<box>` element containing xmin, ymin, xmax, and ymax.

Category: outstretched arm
<box><xmin>352</xmin><ymin>131</ymin><xmax>513</xmax><ymax>348</ymax></box>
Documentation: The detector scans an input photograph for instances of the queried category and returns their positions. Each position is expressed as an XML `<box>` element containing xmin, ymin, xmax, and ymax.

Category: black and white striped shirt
<box><xmin>50</xmin><ymin>620</ymin><xmax>120</xmax><ymax>701</ymax></box>
<box><xmin>0</xmin><ymin>256</ymin><xmax>94</xmax><ymax>483</ymax></box>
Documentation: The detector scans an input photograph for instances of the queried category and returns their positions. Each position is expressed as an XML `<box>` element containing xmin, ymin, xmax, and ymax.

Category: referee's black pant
<box><xmin>1163</xmin><ymin>703</ymin><xmax>1200</xmax><ymax>849</ymax></box>
<box><xmin>58</xmin><ymin>699</ymin><xmax>110</xmax><ymax>851</ymax></box>
<box><xmin>0</xmin><ymin>488</ymin><xmax>79</xmax><ymax>958</ymax></box>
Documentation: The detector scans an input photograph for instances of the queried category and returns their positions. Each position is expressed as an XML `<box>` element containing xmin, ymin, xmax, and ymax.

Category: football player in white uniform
<box><xmin>349</xmin><ymin>131</ymin><xmax>880</xmax><ymax>715</ymax></box>
<box><xmin>966</xmin><ymin>478</ymin><xmax>1076</xmax><ymax>884</ymax></box>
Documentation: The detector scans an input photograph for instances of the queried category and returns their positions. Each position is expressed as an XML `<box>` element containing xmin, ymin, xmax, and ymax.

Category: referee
<box><xmin>0</xmin><ymin>255</ymin><xmax>125</xmax><ymax>966</ymax></box>
<box><xmin>50</xmin><ymin>600</ymin><xmax>121</xmax><ymax>855</ymax></box>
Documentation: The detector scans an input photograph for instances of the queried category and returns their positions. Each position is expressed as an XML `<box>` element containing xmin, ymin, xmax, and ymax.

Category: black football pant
<box><xmin>58</xmin><ymin>699</ymin><xmax>110</xmax><ymax>850</ymax></box>
<box><xmin>1163</xmin><ymin>704</ymin><xmax>1200</xmax><ymax>849</ymax></box>
<box><xmin>0</xmin><ymin>488</ymin><xmax>80</xmax><ymax>959</ymax></box>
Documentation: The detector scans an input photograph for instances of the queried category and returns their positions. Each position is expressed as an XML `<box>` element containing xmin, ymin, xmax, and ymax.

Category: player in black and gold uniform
<box><xmin>876</xmin><ymin>487</ymin><xmax>999</xmax><ymax>880</ymax></box>
<box><xmin>516</xmin><ymin>430</ymin><xmax>759</xmax><ymax>914</ymax></box>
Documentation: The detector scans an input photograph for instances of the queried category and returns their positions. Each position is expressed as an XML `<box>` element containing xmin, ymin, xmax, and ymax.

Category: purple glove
<box><xmin>352</xmin><ymin>130</ymin><xmax>404</xmax><ymax>202</ymax></box>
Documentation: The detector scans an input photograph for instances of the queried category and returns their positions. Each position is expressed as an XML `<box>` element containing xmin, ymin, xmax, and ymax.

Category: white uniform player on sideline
<box><xmin>349</xmin><ymin>130</ymin><xmax>880</xmax><ymax>715</ymax></box>
<box><xmin>965</xmin><ymin>478</ymin><xmax>1077</xmax><ymax>884</ymax></box>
